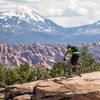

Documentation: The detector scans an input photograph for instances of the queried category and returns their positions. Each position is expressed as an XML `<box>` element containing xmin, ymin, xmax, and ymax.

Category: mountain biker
<box><xmin>63</xmin><ymin>45</ymin><xmax>79</xmax><ymax>72</ymax></box>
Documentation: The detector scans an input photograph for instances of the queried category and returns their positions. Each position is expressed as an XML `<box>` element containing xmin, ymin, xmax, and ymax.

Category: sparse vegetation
<box><xmin>0</xmin><ymin>46</ymin><xmax>100</xmax><ymax>87</ymax></box>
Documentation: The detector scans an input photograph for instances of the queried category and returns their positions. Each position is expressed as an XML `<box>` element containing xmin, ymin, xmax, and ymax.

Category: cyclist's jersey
<box><xmin>67</xmin><ymin>48</ymin><xmax>79</xmax><ymax>55</ymax></box>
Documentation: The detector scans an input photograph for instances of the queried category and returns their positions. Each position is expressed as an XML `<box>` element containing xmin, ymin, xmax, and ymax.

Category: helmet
<box><xmin>67</xmin><ymin>44</ymin><xmax>71</xmax><ymax>49</ymax></box>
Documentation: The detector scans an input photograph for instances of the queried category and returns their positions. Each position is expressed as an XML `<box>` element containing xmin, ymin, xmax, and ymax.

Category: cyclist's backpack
<box><xmin>71</xmin><ymin>46</ymin><xmax>79</xmax><ymax>52</ymax></box>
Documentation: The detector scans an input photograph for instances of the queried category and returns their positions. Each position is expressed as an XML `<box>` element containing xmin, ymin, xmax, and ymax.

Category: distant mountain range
<box><xmin>0</xmin><ymin>9</ymin><xmax>100</xmax><ymax>44</ymax></box>
<box><xmin>0</xmin><ymin>42</ymin><xmax>100</xmax><ymax>67</ymax></box>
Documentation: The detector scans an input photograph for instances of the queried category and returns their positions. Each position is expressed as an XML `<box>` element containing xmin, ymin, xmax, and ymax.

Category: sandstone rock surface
<box><xmin>1</xmin><ymin>72</ymin><xmax>100</xmax><ymax>100</ymax></box>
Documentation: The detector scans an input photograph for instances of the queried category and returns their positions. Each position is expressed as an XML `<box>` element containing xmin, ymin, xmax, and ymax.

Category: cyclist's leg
<box><xmin>74</xmin><ymin>54</ymin><xmax>82</xmax><ymax>77</ymax></box>
<box><xmin>74</xmin><ymin>54</ymin><xmax>79</xmax><ymax>70</ymax></box>
<box><xmin>72</xmin><ymin>54</ymin><xmax>79</xmax><ymax>69</ymax></box>
<box><xmin>71</xmin><ymin>55</ymin><xmax>77</xmax><ymax>72</ymax></box>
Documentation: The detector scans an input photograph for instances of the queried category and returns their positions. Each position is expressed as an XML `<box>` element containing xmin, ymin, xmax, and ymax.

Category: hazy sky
<box><xmin>0</xmin><ymin>0</ymin><xmax>100</xmax><ymax>27</ymax></box>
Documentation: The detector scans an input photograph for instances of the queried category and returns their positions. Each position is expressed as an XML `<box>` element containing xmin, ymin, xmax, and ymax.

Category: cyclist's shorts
<box><xmin>71</xmin><ymin>54</ymin><xmax>79</xmax><ymax>65</ymax></box>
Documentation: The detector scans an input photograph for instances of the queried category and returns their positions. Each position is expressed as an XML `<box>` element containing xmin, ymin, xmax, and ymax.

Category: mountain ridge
<box><xmin>0</xmin><ymin>9</ymin><xmax>100</xmax><ymax>44</ymax></box>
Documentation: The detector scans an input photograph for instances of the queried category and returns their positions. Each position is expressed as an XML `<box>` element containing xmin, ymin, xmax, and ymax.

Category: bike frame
<box><xmin>64</xmin><ymin>59</ymin><xmax>82</xmax><ymax>77</ymax></box>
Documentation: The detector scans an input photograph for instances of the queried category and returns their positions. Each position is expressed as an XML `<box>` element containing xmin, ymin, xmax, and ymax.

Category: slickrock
<box><xmin>1</xmin><ymin>72</ymin><xmax>100</xmax><ymax>100</ymax></box>
<box><xmin>0</xmin><ymin>88</ymin><xmax>5</xmax><ymax>100</ymax></box>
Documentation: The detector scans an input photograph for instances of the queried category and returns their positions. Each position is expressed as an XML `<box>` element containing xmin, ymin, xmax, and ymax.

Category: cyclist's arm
<box><xmin>64</xmin><ymin>51</ymin><xmax>68</xmax><ymax>59</ymax></box>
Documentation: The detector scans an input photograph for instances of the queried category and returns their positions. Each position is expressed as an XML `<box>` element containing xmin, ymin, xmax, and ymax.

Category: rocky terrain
<box><xmin>0</xmin><ymin>42</ymin><xmax>100</xmax><ymax>67</ymax></box>
<box><xmin>0</xmin><ymin>72</ymin><xmax>100</xmax><ymax>100</ymax></box>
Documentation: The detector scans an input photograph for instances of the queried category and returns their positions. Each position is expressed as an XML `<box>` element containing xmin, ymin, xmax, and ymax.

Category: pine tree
<box><xmin>79</xmin><ymin>46</ymin><xmax>96</xmax><ymax>73</ymax></box>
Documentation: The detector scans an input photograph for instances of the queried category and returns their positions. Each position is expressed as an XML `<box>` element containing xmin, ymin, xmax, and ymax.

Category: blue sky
<box><xmin>0</xmin><ymin>0</ymin><xmax>100</xmax><ymax>27</ymax></box>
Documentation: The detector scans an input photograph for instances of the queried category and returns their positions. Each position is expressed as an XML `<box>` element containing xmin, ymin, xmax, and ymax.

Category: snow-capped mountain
<box><xmin>0</xmin><ymin>10</ymin><xmax>59</xmax><ymax>33</ymax></box>
<box><xmin>0</xmin><ymin>10</ymin><xmax>63</xmax><ymax>44</ymax></box>
<box><xmin>0</xmin><ymin>9</ymin><xmax>100</xmax><ymax>44</ymax></box>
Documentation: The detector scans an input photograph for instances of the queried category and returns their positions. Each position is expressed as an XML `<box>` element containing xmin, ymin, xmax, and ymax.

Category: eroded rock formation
<box><xmin>0</xmin><ymin>43</ymin><xmax>100</xmax><ymax>67</ymax></box>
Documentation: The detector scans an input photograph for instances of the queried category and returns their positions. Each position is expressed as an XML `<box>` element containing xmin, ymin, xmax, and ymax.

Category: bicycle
<box><xmin>63</xmin><ymin>58</ymin><xmax>82</xmax><ymax>78</ymax></box>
